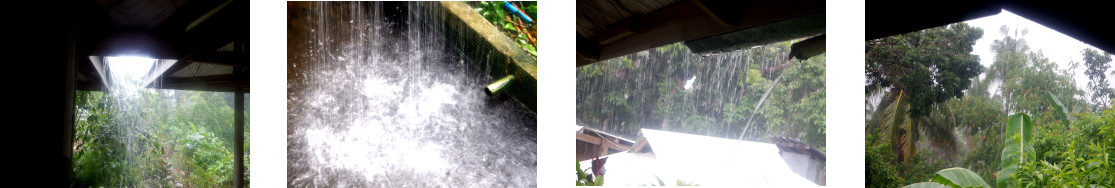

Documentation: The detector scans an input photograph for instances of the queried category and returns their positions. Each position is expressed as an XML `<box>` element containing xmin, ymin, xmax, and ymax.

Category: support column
<box><xmin>64</xmin><ymin>13</ymin><xmax>78</xmax><ymax>183</ymax></box>
<box><xmin>233</xmin><ymin>39</ymin><xmax>246</xmax><ymax>188</ymax></box>
<box><xmin>234</xmin><ymin>84</ymin><xmax>244</xmax><ymax>187</ymax></box>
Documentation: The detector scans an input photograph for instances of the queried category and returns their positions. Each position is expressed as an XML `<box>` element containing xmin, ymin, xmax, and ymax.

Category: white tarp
<box><xmin>579</xmin><ymin>128</ymin><xmax>820</xmax><ymax>187</ymax></box>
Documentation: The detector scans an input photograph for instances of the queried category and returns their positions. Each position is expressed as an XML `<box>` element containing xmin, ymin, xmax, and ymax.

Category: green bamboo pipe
<box><xmin>485</xmin><ymin>75</ymin><xmax>515</xmax><ymax>96</ymax></box>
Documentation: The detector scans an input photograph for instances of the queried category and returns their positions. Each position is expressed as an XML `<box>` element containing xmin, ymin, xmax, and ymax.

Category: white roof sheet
<box><xmin>579</xmin><ymin>128</ymin><xmax>819</xmax><ymax>187</ymax></box>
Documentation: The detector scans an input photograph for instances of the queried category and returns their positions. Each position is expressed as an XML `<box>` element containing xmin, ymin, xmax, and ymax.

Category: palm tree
<box><xmin>985</xmin><ymin>25</ymin><xmax>1029</xmax><ymax>114</ymax></box>
<box><xmin>868</xmin><ymin>90</ymin><xmax>958</xmax><ymax>162</ymax></box>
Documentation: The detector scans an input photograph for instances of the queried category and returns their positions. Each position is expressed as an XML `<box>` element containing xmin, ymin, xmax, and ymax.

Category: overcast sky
<box><xmin>963</xmin><ymin>10</ymin><xmax>1113</xmax><ymax>95</ymax></box>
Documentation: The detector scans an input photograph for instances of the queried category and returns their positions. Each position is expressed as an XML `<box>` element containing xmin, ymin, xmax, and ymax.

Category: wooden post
<box><xmin>233</xmin><ymin>39</ymin><xmax>245</xmax><ymax>188</ymax></box>
<box><xmin>64</xmin><ymin>17</ymin><xmax>77</xmax><ymax>183</ymax></box>
<box><xmin>233</xmin><ymin>86</ymin><xmax>244</xmax><ymax>187</ymax></box>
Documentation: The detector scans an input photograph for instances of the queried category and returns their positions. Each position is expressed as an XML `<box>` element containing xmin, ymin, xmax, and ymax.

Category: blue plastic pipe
<box><xmin>502</xmin><ymin>1</ymin><xmax>533</xmax><ymax>23</ymax></box>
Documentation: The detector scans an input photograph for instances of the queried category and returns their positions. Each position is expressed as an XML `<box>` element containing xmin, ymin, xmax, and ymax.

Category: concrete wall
<box><xmin>424</xmin><ymin>2</ymin><xmax>538</xmax><ymax>111</ymax></box>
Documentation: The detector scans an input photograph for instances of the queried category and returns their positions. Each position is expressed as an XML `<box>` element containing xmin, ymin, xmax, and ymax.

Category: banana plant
<box><xmin>902</xmin><ymin>168</ymin><xmax>991</xmax><ymax>188</ymax></box>
<box><xmin>1044</xmin><ymin>91</ymin><xmax>1074</xmax><ymax>122</ymax></box>
<box><xmin>997</xmin><ymin>113</ymin><xmax>1035</xmax><ymax>187</ymax></box>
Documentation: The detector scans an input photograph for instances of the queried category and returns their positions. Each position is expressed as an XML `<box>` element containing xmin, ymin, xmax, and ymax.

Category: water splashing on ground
<box><xmin>287</xmin><ymin>2</ymin><xmax>537</xmax><ymax>187</ymax></box>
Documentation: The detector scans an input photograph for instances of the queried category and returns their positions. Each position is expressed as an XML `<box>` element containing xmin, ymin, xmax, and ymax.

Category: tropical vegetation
<box><xmin>472</xmin><ymin>1</ymin><xmax>536</xmax><ymax>57</ymax></box>
<box><xmin>866</xmin><ymin>23</ymin><xmax>1115</xmax><ymax>187</ymax></box>
<box><xmin>71</xmin><ymin>90</ymin><xmax>249</xmax><ymax>187</ymax></box>
<box><xmin>577</xmin><ymin>40</ymin><xmax>826</xmax><ymax>152</ymax></box>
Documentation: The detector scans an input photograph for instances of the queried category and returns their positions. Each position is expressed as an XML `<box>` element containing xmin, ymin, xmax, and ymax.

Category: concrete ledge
<box><xmin>430</xmin><ymin>1</ymin><xmax>537</xmax><ymax>111</ymax></box>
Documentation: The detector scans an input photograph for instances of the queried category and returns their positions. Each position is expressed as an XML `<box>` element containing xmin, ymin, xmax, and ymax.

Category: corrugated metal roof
<box><xmin>216</xmin><ymin>42</ymin><xmax>236</xmax><ymax>52</ymax></box>
<box><xmin>579</xmin><ymin>128</ymin><xmax>819</xmax><ymax>186</ymax></box>
<box><xmin>169</xmin><ymin>62</ymin><xmax>233</xmax><ymax>77</ymax></box>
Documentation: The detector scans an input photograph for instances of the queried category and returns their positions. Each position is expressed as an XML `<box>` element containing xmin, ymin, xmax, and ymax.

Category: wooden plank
<box><xmin>166</xmin><ymin>1</ymin><xmax>247</xmax><ymax>80</ymax></box>
<box><xmin>576</xmin><ymin>132</ymin><xmax>603</xmax><ymax>145</ymax></box>
<box><xmin>577</xmin><ymin>132</ymin><xmax>632</xmax><ymax>153</ymax></box>
<box><xmin>602</xmin><ymin>137</ymin><xmax>630</xmax><ymax>152</ymax></box>
<box><xmin>577</xmin><ymin>34</ymin><xmax>601</xmax><ymax>66</ymax></box>
<box><xmin>594</xmin><ymin>0</ymin><xmax>706</xmax><ymax>46</ymax></box>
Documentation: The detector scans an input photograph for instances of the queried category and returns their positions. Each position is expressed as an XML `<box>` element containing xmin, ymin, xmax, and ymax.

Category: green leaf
<box><xmin>998</xmin><ymin>113</ymin><xmax>1035</xmax><ymax>187</ymax></box>
<box><xmin>1044</xmin><ymin>91</ymin><xmax>1072</xmax><ymax>122</ymax></box>
<box><xmin>594</xmin><ymin>174</ymin><xmax>604</xmax><ymax>186</ymax></box>
<box><xmin>903</xmin><ymin>168</ymin><xmax>990</xmax><ymax>188</ymax></box>
<box><xmin>931</xmin><ymin>168</ymin><xmax>991</xmax><ymax>188</ymax></box>
<box><xmin>903</xmin><ymin>182</ymin><xmax>950</xmax><ymax>188</ymax></box>
<box><xmin>190</xmin><ymin>122</ymin><xmax>198</xmax><ymax>134</ymax></box>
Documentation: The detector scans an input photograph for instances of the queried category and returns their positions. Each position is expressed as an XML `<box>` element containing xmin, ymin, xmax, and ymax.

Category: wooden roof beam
<box><xmin>576</xmin><ymin>132</ymin><xmax>632</xmax><ymax>153</ymax></box>
<box><xmin>163</xmin><ymin>0</ymin><xmax>246</xmax><ymax>80</ymax></box>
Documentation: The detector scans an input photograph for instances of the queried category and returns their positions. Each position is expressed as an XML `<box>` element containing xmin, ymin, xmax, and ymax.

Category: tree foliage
<box><xmin>472</xmin><ymin>1</ymin><xmax>536</xmax><ymax>57</ymax></box>
<box><xmin>72</xmin><ymin>90</ymin><xmax>249</xmax><ymax>187</ymax></box>
<box><xmin>866</xmin><ymin>23</ymin><xmax>985</xmax><ymax>162</ymax></box>
<box><xmin>867</xmin><ymin>23</ymin><xmax>984</xmax><ymax>118</ymax></box>
<box><xmin>1082</xmin><ymin>48</ymin><xmax>1113</xmax><ymax>110</ymax></box>
<box><xmin>1014</xmin><ymin>105</ymin><xmax>1115</xmax><ymax>187</ymax></box>
<box><xmin>867</xmin><ymin>24</ymin><xmax>1115</xmax><ymax>188</ymax></box>
<box><xmin>866</xmin><ymin>134</ymin><xmax>906</xmax><ymax>188</ymax></box>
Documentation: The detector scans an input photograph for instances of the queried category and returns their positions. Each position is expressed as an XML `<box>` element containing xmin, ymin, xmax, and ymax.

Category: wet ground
<box><xmin>287</xmin><ymin>2</ymin><xmax>536</xmax><ymax>187</ymax></box>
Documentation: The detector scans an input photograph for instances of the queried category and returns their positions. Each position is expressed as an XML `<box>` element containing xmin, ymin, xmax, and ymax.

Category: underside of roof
<box><xmin>576</xmin><ymin>0</ymin><xmax>825</xmax><ymax>66</ymax></box>
<box><xmin>576</xmin><ymin>126</ymin><xmax>637</xmax><ymax>162</ymax></box>
<box><xmin>769</xmin><ymin>136</ymin><xmax>826</xmax><ymax>162</ymax></box>
<box><xmin>74</xmin><ymin>0</ymin><xmax>248</xmax><ymax>93</ymax></box>
<box><xmin>868</xmin><ymin>0</ymin><xmax>1115</xmax><ymax>54</ymax></box>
